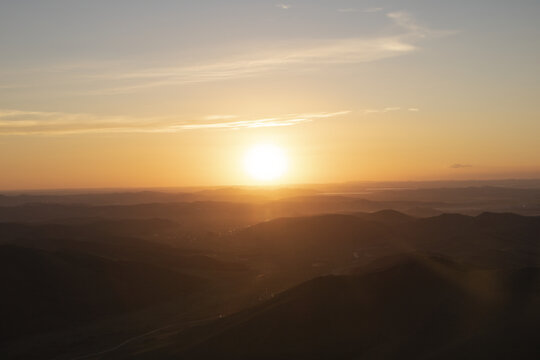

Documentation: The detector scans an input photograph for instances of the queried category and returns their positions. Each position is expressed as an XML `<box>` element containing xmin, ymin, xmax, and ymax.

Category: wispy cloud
<box><xmin>157</xmin><ymin>111</ymin><xmax>350</xmax><ymax>130</ymax></box>
<box><xmin>364</xmin><ymin>107</ymin><xmax>401</xmax><ymax>114</ymax></box>
<box><xmin>363</xmin><ymin>107</ymin><xmax>420</xmax><ymax>114</ymax></box>
<box><xmin>77</xmin><ymin>12</ymin><xmax>452</xmax><ymax>95</ymax></box>
<box><xmin>91</xmin><ymin>38</ymin><xmax>417</xmax><ymax>94</ymax></box>
<box><xmin>450</xmin><ymin>163</ymin><xmax>473</xmax><ymax>169</ymax></box>
<box><xmin>385</xmin><ymin>11</ymin><xmax>451</xmax><ymax>38</ymax></box>
<box><xmin>276</xmin><ymin>4</ymin><xmax>291</xmax><ymax>10</ymax></box>
<box><xmin>0</xmin><ymin>109</ymin><xmax>171</xmax><ymax>135</ymax></box>
<box><xmin>0</xmin><ymin>109</ymin><xmax>349</xmax><ymax>135</ymax></box>
<box><xmin>204</xmin><ymin>115</ymin><xmax>238</xmax><ymax>121</ymax></box>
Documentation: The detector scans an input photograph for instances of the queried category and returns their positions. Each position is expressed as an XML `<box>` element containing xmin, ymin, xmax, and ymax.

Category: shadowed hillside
<box><xmin>229</xmin><ymin>212</ymin><xmax>540</xmax><ymax>272</ymax></box>
<box><xmin>0</xmin><ymin>199</ymin><xmax>539</xmax><ymax>359</ymax></box>
<box><xmin>0</xmin><ymin>245</ymin><xmax>205</xmax><ymax>342</ymax></box>
<box><xmin>128</xmin><ymin>255</ymin><xmax>540</xmax><ymax>360</ymax></box>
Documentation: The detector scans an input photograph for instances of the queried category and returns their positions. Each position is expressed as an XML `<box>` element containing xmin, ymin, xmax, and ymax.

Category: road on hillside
<box><xmin>70</xmin><ymin>315</ymin><xmax>221</xmax><ymax>360</ymax></box>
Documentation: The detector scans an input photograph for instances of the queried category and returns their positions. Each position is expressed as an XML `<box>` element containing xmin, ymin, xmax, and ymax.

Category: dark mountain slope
<box><xmin>353</xmin><ymin>209</ymin><xmax>415</xmax><ymax>225</ymax></box>
<box><xmin>0</xmin><ymin>245</ymin><xmax>206</xmax><ymax>342</ymax></box>
<box><xmin>233</xmin><ymin>214</ymin><xmax>389</xmax><ymax>256</ymax></box>
<box><xmin>0</xmin><ymin>219</ymin><xmax>182</xmax><ymax>243</ymax></box>
<box><xmin>228</xmin><ymin>214</ymin><xmax>400</xmax><ymax>284</ymax></box>
<box><xmin>401</xmin><ymin>213</ymin><xmax>540</xmax><ymax>267</ymax></box>
<box><xmin>134</xmin><ymin>255</ymin><xmax>540</xmax><ymax>360</ymax></box>
<box><xmin>231</xmin><ymin>212</ymin><xmax>540</xmax><ymax>271</ymax></box>
<box><xmin>0</xmin><ymin>202</ymin><xmax>264</xmax><ymax>232</ymax></box>
<box><xmin>0</xmin><ymin>220</ymin><xmax>247</xmax><ymax>277</ymax></box>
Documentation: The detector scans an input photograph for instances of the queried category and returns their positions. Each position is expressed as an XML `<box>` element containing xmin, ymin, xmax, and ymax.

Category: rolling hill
<box><xmin>126</xmin><ymin>254</ymin><xmax>540</xmax><ymax>360</ymax></box>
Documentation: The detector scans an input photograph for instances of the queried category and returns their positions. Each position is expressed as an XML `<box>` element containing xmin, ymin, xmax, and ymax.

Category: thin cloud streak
<box><xmin>204</xmin><ymin>115</ymin><xmax>239</xmax><ymax>121</ymax></box>
<box><xmin>0</xmin><ymin>109</ymin><xmax>349</xmax><ymax>135</ymax></box>
<box><xmin>385</xmin><ymin>11</ymin><xmax>454</xmax><ymax>38</ymax></box>
<box><xmin>450</xmin><ymin>163</ymin><xmax>473</xmax><ymax>169</ymax></box>
<box><xmin>0</xmin><ymin>109</ymin><xmax>172</xmax><ymax>135</ymax></box>
<box><xmin>276</xmin><ymin>4</ymin><xmax>291</xmax><ymax>10</ymax></box>
<box><xmin>82</xmin><ymin>12</ymin><xmax>452</xmax><ymax>95</ymax></box>
<box><xmin>93</xmin><ymin>38</ymin><xmax>416</xmax><ymax>94</ymax></box>
<box><xmin>363</xmin><ymin>107</ymin><xmax>420</xmax><ymax>114</ymax></box>
<box><xmin>364</xmin><ymin>107</ymin><xmax>401</xmax><ymax>114</ymax></box>
<box><xmin>180</xmin><ymin>111</ymin><xmax>350</xmax><ymax>130</ymax></box>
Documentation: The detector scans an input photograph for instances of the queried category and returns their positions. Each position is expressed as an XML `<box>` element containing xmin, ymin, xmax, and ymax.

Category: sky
<box><xmin>1</xmin><ymin>0</ymin><xmax>539</xmax><ymax>190</ymax></box>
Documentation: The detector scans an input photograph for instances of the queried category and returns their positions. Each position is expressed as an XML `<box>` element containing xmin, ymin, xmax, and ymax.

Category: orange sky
<box><xmin>1</xmin><ymin>1</ymin><xmax>539</xmax><ymax>190</ymax></box>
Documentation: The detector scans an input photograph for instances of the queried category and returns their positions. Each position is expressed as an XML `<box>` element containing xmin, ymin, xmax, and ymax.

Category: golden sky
<box><xmin>1</xmin><ymin>1</ymin><xmax>539</xmax><ymax>189</ymax></box>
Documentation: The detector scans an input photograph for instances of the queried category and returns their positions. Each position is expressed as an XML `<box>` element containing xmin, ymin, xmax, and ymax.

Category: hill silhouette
<box><xmin>0</xmin><ymin>245</ymin><xmax>206</xmax><ymax>342</ymax></box>
<box><xmin>230</xmin><ymin>212</ymin><xmax>540</xmax><ymax>273</ymax></box>
<box><xmin>0</xmin><ymin>221</ymin><xmax>247</xmax><ymax>276</ymax></box>
<box><xmin>134</xmin><ymin>254</ymin><xmax>540</xmax><ymax>360</ymax></box>
<box><xmin>1</xmin><ymin>202</ymin><xmax>539</xmax><ymax>359</ymax></box>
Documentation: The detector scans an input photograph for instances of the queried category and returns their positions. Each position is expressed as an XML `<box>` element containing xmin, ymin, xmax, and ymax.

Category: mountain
<box><xmin>352</xmin><ymin>209</ymin><xmax>415</xmax><ymax>225</ymax></box>
<box><xmin>0</xmin><ymin>202</ymin><xmax>264</xmax><ymax>231</ymax></box>
<box><xmin>229</xmin><ymin>212</ymin><xmax>540</xmax><ymax>272</ymax></box>
<box><xmin>0</xmin><ymin>219</ymin><xmax>249</xmax><ymax>278</ymax></box>
<box><xmin>0</xmin><ymin>245</ymin><xmax>205</xmax><ymax>342</ymax></box>
<box><xmin>0</xmin><ymin>218</ymin><xmax>183</xmax><ymax>242</ymax></box>
<box><xmin>129</xmin><ymin>254</ymin><xmax>540</xmax><ymax>360</ymax></box>
<box><xmin>1</xmin><ymin>208</ymin><xmax>539</xmax><ymax>359</ymax></box>
<box><xmin>402</xmin><ymin>212</ymin><xmax>540</xmax><ymax>267</ymax></box>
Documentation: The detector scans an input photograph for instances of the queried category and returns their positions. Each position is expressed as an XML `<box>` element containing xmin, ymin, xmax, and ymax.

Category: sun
<box><xmin>244</xmin><ymin>144</ymin><xmax>288</xmax><ymax>182</ymax></box>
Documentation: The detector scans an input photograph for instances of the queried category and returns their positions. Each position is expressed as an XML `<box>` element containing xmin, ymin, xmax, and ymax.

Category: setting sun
<box><xmin>244</xmin><ymin>144</ymin><xmax>288</xmax><ymax>182</ymax></box>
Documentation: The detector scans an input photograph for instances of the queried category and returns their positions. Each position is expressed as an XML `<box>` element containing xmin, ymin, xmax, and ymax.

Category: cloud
<box><xmin>386</xmin><ymin>11</ymin><xmax>454</xmax><ymax>38</ymax></box>
<box><xmin>204</xmin><ymin>115</ymin><xmax>238</xmax><ymax>121</ymax></box>
<box><xmin>77</xmin><ymin>11</ymin><xmax>452</xmax><ymax>95</ymax></box>
<box><xmin>450</xmin><ymin>163</ymin><xmax>473</xmax><ymax>169</ymax></box>
<box><xmin>363</xmin><ymin>107</ymin><xmax>401</xmax><ymax>114</ymax></box>
<box><xmin>0</xmin><ymin>109</ymin><xmax>171</xmax><ymax>135</ymax></box>
<box><xmin>363</xmin><ymin>107</ymin><xmax>420</xmax><ymax>114</ymax></box>
<box><xmin>0</xmin><ymin>109</ymin><xmax>349</xmax><ymax>135</ymax></box>
<box><xmin>91</xmin><ymin>36</ymin><xmax>417</xmax><ymax>94</ymax></box>
<box><xmin>176</xmin><ymin>111</ymin><xmax>350</xmax><ymax>130</ymax></box>
<box><xmin>276</xmin><ymin>4</ymin><xmax>291</xmax><ymax>10</ymax></box>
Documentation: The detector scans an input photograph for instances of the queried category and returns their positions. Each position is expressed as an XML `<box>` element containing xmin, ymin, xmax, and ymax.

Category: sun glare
<box><xmin>244</xmin><ymin>144</ymin><xmax>288</xmax><ymax>182</ymax></box>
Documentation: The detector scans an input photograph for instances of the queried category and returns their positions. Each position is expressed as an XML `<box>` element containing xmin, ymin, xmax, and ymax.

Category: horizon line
<box><xmin>2</xmin><ymin>177</ymin><xmax>540</xmax><ymax>194</ymax></box>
